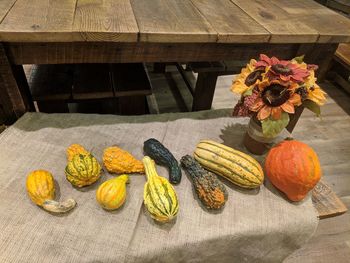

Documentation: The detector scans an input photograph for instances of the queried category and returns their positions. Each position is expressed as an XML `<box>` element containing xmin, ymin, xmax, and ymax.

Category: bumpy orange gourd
<box><xmin>67</xmin><ymin>144</ymin><xmax>89</xmax><ymax>161</ymax></box>
<box><xmin>103</xmin><ymin>146</ymin><xmax>144</xmax><ymax>174</ymax></box>
<box><xmin>265</xmin><ymin>139</ymin><xmax>322</xmax><ymax>201</ymax></box>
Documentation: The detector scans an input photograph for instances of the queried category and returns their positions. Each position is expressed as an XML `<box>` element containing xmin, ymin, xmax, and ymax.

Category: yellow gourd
<box><xmin>26</xmin><ymin>170</ymin><xmax>76</xmax><ymax>213</ymax></box>
<box><xmin>67</xmin><ymin>144</ymin><xmax>89</xmax><ymax>161</ymax></box>
<box><xmin>96</xmin><ymin>175</ymin><xmax>129</xmax><ymax>210</ymax></box>
<box><xmin>143</xmin><ymin>156</ymin><xmax>179</xmax><ymax>223</ymax></box>
<box><xmin>103</xmin><ymin>146</ymin><xmax>144</xmax><ymax>174</ymax></box>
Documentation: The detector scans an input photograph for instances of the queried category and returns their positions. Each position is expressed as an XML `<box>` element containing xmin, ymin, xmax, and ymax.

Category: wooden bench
<box><xmin>175</xmin><ymin>61</ymin><xmax>246</xmax><ymax>111</ymax></box>
<box><xmin>328</xmin><ymin>43</ymin><xmax>350</xmax><ymax>94</ymax></box>
<box><xmin>29</xmin><ymin>63</ymin><xmax>152</xmax><ymax>115</ymax></box>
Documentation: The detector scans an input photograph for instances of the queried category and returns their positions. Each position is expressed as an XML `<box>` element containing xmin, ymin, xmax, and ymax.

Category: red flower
<box><xmin>255</xmin><ymin>54</ymin><xmax>310</xmax><ymax>83</ymax></box>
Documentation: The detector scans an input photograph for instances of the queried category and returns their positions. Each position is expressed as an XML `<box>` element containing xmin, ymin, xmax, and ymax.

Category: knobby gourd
<box><xmin>96</xmin><ymin>175</ymin><xmax>129</xmax><ymax>210</ymax></box>
<box><xmin>265</xmin><ymin>138</ymin><xmax>322</xmax><ymax>201</ymax></box>
<box><xmin>142</xmin><ymin>156</ymin><xmax>179</xmax><ymax>223</ymax></box>
<box><xmin>65</xmin><ymin>153</ymin><xmax>102</xmax><ymax>187</ymax></box>
<box><xmin>194</xmin><ymin>140</ymin><xmax>264</xmax><ymax>188</ymax></box>
<box><xmin>103</xmin><ymin>146</ymin><xmax>144</xmax><ymax>174</ymax></box>
<box><xmin>67</xmin><ymin>144</ymin><xmax>89</xmax><ymax>161</ymax></box>
<box><xmin>181</xmin><ymin>155</ymin><xmax>227</xmax><ymax>210</ymax></box>
<box><xmin>26</xmin><ymin>170</ymin><xmax>76</xmax><ymax>213</ymax></box>
<box><xmin>144</xmin><ymin>138</ymin><xmax>182</xmax><ymax>184</ymax></box>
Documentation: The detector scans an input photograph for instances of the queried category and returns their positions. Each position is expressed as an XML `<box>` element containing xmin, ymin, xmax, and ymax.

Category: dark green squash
<box><xmin>143</xmin><ymin>138</ymin><xmax>182</xmax><ymax>184</ymax></box>
<box><xmin>180</xmin><ymin>155</ymin><xmax>227</xmax><ymax>210</ymax></box>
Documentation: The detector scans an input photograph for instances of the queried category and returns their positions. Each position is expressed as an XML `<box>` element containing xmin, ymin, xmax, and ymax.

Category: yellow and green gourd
<box><xmin>26</xmin><ymin>170</ymin><xmax>76</xmax><ymax>213</ymax></box>
<box><xmin>96</xmin><ymin>175</ymin><xmax>129</xmax><ymax>210</ymax></box>
<box><xmin>65</xmin><ymin>144</ymin><xmax>102</xmax><ymax>187</ymax></box>
<box><xmin>142</xmin><ymin>156</ymin><xmax>179</xmax><ymax>223</ymax></box>
<box><xmin>194</xmin><ymin>140</ymin><xmax>264</xmax><ymax>188</ymax></box>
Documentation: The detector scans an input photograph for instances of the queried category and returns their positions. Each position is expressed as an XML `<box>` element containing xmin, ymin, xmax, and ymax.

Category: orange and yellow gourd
<box><xmin>26</xmin><ymin>170</ymin><xmax>76</xmax><ymax>213</ymax></box>
<box><xmin>96</xmin><ymin>175</ymin><xmax>129</xmax><ymax>210</ymax></box>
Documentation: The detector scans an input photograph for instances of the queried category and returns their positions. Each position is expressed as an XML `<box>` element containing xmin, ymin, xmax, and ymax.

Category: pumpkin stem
<box><xmin>42</xmin><ymin>198</ymin><xmax>76</xmax><ymax>213</ymax></box>
<box><xmin>285</xmin><ymin>137</ymin><xmax>294</xmax><ymax>141</ymax></box>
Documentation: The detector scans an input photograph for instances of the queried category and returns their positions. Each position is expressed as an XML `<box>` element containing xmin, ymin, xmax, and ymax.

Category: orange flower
<box><xmin>250</xmin><ymin>80</ymin><xmax>302</xmax><ymax>120</ymax></box>
<box><xmin>231</xmin><ymin>59</ymin><xmax>265</xmax><ymax>95</ymax></box>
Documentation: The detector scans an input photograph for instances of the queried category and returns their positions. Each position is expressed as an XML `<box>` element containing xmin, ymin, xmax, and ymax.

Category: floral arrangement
<box><xmin>231</xmin><ymin>54</ymin><xmax>326</xmax><ymax>138</ymax></box>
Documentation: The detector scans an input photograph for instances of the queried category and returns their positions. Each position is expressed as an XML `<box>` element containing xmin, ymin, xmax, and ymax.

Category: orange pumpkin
<box><xmin>265</xmin><ymin>139</ymin><xmax>321</xmax><ymax>201</ymax></box>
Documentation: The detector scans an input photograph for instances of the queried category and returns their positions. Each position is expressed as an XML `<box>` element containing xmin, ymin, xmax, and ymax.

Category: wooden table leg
<box><xmin>297</xmin><ymin>43</ymin><xmax>338</xmax><ymax>82</ymax></box>
<box><xmin>153</xmin><ymin>63</ymin><xmax>166</xmax><ymax>73</ymax></box>
<box><xmin>192</xmin><ymin>72</ymin><xmax>218</xmax><ymax>111</ymax></box>
<box><xmin>0</xmin><ymin>43</ymin><xmax>34</xmax><ymax>123</ymax></box>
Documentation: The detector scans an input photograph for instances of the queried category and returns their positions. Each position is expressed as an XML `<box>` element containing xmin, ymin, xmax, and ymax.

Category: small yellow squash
<box><xmin>103</xmin><ymin>146</ymin><xmax>144</xmax><ymax>174</ymax></box>
<box><xmin>26</xmin><ymin>170</ymin><xmax>76</xmax><ymax>213</ymax></box>
<box><xmin>65</xmin><ymin>154</ymin><xmax>102</xmax><ymax>187</ymax></box>
<box><xmin>143</xmin><ymin>156</ymin><xmax>179</xmax><ymax>223</ymax></box>
<box><xmin>96</xmin><ymin>175</ymin><xmax>129</xmax><ymax>210</ymax></box>
<box><xmin>67</xmin><ymin>144</ymin><xmax>89</xmax><ymax>161</ymax></box>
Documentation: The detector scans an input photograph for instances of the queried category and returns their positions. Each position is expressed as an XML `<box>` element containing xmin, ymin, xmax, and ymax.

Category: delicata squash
<box><xmin>26</xmin><ymin>170</ymin><xmax>76</xmax><ymax>213</ymax></box>
<box><xmin>194</xmin><ymin>140</ymin><xmax>264</xmax><ymax>188</ymax></box>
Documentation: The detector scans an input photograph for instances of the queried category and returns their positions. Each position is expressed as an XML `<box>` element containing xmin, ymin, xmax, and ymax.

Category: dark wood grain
<box><xmin>0</xmin><ymin>43</ymin><xmax>27</xmax><ymax>121</ymax></box>
<box><xmin>5</xmin><ymin>42</ymin><xmax>300</xmax><ymax>65</ymax></box>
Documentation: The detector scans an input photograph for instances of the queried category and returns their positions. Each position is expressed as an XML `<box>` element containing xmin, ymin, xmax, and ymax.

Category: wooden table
<box><xmin>1</xmin><ymin>0</ymin><xmax>350</xmax><ymax>123</ymax></box>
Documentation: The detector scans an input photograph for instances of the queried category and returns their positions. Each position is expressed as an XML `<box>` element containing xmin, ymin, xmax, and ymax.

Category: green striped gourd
<box><xmin>142</xmin><ymin>156</ymin><xmax>179</xmax><ymax>223</ymax></box>
<box><xmin>194</xmin><ymin>140</ymin><xmax>264</xmax><ymax>188</ymax></box>
<box><xmin>65</xmin><ymin>154</ymin><xmax>102</xmax><ymax>187</ymax></box>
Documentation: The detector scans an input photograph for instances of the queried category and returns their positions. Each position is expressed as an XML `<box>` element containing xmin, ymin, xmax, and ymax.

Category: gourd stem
<box><xmin>42</xmin><ymin>198</ymin><xmax>76</xmax><ymax>213</ymax></box>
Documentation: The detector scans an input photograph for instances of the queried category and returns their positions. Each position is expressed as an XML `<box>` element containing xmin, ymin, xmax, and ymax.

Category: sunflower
<box><xmin>255</xmin><ymin>54</ymin><xmax>310</xmax><ymax>83</ymax></box>
<box><xmin>302</xmin><ymin>70</ymin><xmax>326</xmax><ymax>106</ymax></box>
<box><xmin>231</xmin><ymin>59</ymin><xmax>266</xmax><ymax>95</ymax></box>
<box><xmin>250</xmin><ymin>80</ymin><xmax>302</xmax><ymax>120</ymax></box>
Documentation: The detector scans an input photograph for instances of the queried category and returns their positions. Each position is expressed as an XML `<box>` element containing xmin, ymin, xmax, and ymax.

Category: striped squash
<box><xmin>194</xmin><ymin>140</ymin><xmax>264</xmax><ymax>188</ymax></box>
<box><xmin>65</xmin><ymin>154</ymin><xmax>101</xmax><ymax>187</ymax></box>
<box><xmin>142</xmin><ymin>156</ymin><xmax>179</xmax><ymax>223</ymax></box>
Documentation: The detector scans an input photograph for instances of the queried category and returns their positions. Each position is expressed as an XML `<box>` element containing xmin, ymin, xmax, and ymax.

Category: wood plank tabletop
<box><xmin>0</xmin><ymin>0</ymin><xmax>350</xmax><ymax>43</ymax></box>
<box><xmin>130</xmin><ymin>0</ymin><xmax>217</xmax><ymax>43</ymax></box>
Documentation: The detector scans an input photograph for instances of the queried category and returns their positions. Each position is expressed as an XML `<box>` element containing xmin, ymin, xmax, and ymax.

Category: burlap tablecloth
<box><xmin>0</xmin><ymin>111</ymin><xmax>318</xmax><ymax>263</ymax></box>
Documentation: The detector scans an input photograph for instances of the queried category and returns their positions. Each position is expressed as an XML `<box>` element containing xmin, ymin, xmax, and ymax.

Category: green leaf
<box><xmin>303</xmin><ymin>100</ymin><xmax>321</xmax><ymax>117</ymax></box>
<box><xmin>262</xmin><ymin>112</ymin><xmax>290</xmax><ymax>138</ymax></box>
<box><xmin>243</xmin><ymin>88</ymin><xmax>253</xmax><ymax>97</ymax></box>
<box><xmin>292</xmin><ymin>55</ymin><xmax>305</xmax><ymax>64</ymax></box>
